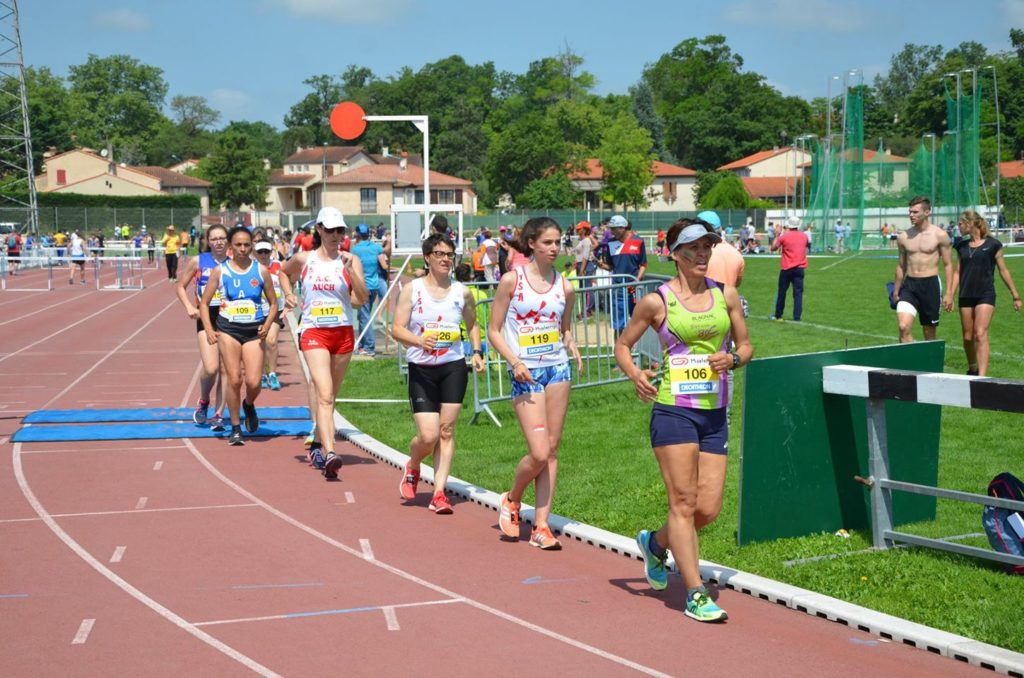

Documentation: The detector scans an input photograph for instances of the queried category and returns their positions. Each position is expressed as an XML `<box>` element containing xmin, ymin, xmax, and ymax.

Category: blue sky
<box><xmin>22</xmin><ymin>0</ymin><xmax>1020</xmax><ymax>128</ymax></box>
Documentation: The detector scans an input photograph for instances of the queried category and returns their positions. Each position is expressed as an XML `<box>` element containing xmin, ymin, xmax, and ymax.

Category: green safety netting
<box><xmin>806</xmin><ymin>74</ymin><xmax>990</xmax><ymax>252</ymax></box>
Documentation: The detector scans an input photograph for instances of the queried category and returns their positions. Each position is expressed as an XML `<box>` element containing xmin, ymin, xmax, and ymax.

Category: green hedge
<box><xmin>3</xmin><ymin>192</ymin><xmax>201</xmax><ymax>209</ymax></box>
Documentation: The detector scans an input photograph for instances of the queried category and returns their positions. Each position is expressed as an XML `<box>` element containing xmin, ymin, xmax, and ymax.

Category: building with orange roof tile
<box><xmin>567</xmin><ymin>158</ymin><xmax>698</xmax><ymax>211</ymax></box>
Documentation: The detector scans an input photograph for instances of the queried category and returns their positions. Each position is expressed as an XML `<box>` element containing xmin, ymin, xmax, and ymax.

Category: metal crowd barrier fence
<box><xmin>822</xmin><ymin>365</ymin><xmax>1024</xmax><ymax>569</ymax></box>
<box><xmin>0</xmin><ymin>255</ymin><xmax>54</xmax><ymax>291</ymax></box>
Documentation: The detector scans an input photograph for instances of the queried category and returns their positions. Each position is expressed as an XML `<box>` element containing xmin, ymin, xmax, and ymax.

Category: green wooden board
<box><xmin>738</xmin><ymin>341</ymin><xmax>945</xmax><ymax>545</ymax></box>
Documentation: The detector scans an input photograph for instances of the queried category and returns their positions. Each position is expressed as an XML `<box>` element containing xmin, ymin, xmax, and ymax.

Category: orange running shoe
<box><xmin>529</xmin><ymin>524</ymin><xmax>561</xmax><ymax>550</ymax></box>
<box><xmin>429</xmin><ymin>492</ymin><xmax>453</xmax><ymax>514</ymax></box>
<box><xmin>498</xmin><ymin>491</ymin><xmax>520</xmax><ymax>538</ymax></box>
<box><xmin>399</xmin><ymin>461</ymin><xmax>419</xmax><ymax>501</ymax></box>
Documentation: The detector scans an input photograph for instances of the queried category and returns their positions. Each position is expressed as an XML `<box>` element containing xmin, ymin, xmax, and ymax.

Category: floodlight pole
<box><xmin>923</xmin><ymin>133</ymin><xmax>936</xmax><ymax>207</ymax></box>
<box><xmin>989</xmin><ymin>65</ymin><xmax>1001</xmax><ymax>218</ymax></box>
<box><xmin>364</xmin><ymin>115</ymin><xmax>430</xmax><ymax>231</ymax></box>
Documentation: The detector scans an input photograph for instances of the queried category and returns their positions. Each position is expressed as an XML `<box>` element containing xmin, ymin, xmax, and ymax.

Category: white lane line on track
<box><xmin>153</xmin><ymin>461</ymin><xmax>163</xmax><ymax>471</ymax></box>
<box><xmin>0</xmin><ymin>292</ymin><xmax>93</xmax><ymax>328</ymax></box>
<box><xmin>382</xmin><ymin>606</ymin><xmax>400</xmax><ymax>631</ymax></box>
<box><xmin>0</xmin><ymin>372</ymin><xmax>67</xmax><ymax>376</ymax></box>
<box><xmin>12</xmin><ymin>443</ymin><xmax>280</xmax><ymax>676</ymax></box>
<box><xmin>0</xmin><ymin>291</ymin><xmax>155</xmax><ymax>365</ymax></box>
<box><xmin>71</xmin><ymin>618</ymin><xmax>95</xmax><ymax>645</ymax></box>
<box><xmin>0</xmin><ymin>290</ymin><xmax>46</xmax><ymax>309</ymax></box>
<box><xmin>180</xmin><ymin>361</ymin><xmax>203</xmax><ymax>408</ymax></box>
<box><xmin>110</xmin><ymin>546</ymin><xmax>126</xmax><ymax>563</ymax></box>
<box><xmin>0</xmin><ymin>503</ymin><xmax>259</xmax><ymax>524</ymax></box>
<box><xmin>181</xmin><ymin>439</ymin><xmax>670</xmax><ymax>678</ymax></box>
<box><xmin>134</xmin><ymin>497</ymin><xmax>148</xmax><ymax>510</ymax></box>
<box><xmin>193</xmin><ymin>598</ymin><xmax>461</xmax><ymax>627</ymax></box>
<box><xmin>359</xmin><ymin>538</ymin><xmax>375</xmax><ymax>561</ymax></box>
<box><xmin>19</xmin><ymin>298</ymin><xmax>180</xmax><ymax>412</ymax></box>
<box><xmin>21</xmin><ymin>445</ymin><xmax>187</xmax><ymax>455</ymax></box>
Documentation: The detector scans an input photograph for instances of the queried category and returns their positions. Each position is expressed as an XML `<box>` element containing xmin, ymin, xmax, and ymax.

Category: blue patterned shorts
<box><xmin>509</xmin><ymin>362</ymin><xmax>572</xmax><ymax>398</ymax></box>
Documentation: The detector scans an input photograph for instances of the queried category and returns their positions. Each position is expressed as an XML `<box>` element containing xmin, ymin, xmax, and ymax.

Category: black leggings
<box><xmin>165</xmin><ymin>253</ymin><xmax>178</xmax><ymax>280</ymax></box>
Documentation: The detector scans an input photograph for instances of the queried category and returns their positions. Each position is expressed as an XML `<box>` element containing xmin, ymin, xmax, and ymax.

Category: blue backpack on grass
<box><xmin>982</xmin><ymin>472</ymin><xmax>1024</xmax><ymax>575</ymax></box>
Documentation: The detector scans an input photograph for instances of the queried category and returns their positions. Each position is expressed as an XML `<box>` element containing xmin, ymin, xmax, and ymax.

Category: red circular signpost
<box><xmin>330</xmin><ymin>101</ymin><xmax>367</xmax><ymax>140</ymax></box>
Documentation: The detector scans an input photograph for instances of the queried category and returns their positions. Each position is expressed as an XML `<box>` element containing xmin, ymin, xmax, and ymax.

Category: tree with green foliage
<box><xmin>597</xmin><ymin>113</ymin><xmax>654</xmax><ymax>209</ymax></box>
<box><xmin>199</xmin><ymin>131</ymin><xmax>269</xmax><ymax>209</ymax></box>
<box><xmin>219</xmin><ymin>120</ymin><xmax>285</xmax><ymax>167</ymax></box>
<box><xmin>66</xmin><ymin>54</ymin><xmax>168</xmax><ymax>159</ymax></box>
<box><xmin>518</xmin><ymin>172</ymin><xmax>581</xmax><ymax>208</ymax></box>
<box><xmin>700</xmin><ymin>172</ymin><xmax>749</xmax><ymax>209</ymax></box>
<box><xmin>694</xmin><ymin>170</ymin><xmax>733</xmax><ymax>206</ymax></box>
<box><xmin>630</xmin><ymin>80</ymin><xmax>670</xmax><ymax>162</ymax></box>
<box><xmin>642</xmin><ymin>35</ymin><xmax>812</xmax><ymax>171</ymax></box>
<box><xmin>284</xmin><ymin>75</ymin><xmax>343</xmax><ymax>148</ymax></box>
<box><xmin>20</xmin><ymin>67</ymin><xmax>74</xmax><ymax>169</ymax></box>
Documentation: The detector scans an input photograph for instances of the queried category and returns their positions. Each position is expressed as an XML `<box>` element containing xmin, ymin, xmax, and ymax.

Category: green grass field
<box><xmin>337</xmin><ymin>250</ymin><xmax>1024</xmax><ymax>652</ymax></box>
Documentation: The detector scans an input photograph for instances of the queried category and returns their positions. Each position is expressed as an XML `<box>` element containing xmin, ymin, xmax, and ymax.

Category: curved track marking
<box><xmin>180</xmin><ymin>438</ymin><xmax>670</xmax><ymax>677</ymax></box>
<box><xmin>12</xmin><ymin>443</ymin><xmax>281</xmax><ymax>677</ymax></box>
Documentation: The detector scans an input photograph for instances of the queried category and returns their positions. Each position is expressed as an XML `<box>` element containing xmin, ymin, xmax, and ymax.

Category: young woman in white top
<box><xmin>280</xmin><ymin>207</ymin><xmax>367</xmax><ymax>480</ymax></box>
<box><xmin>487</xmin><ymin>217</ymin><xmax>582</xmax><ymax>550</ymax></box>
<box><xmin>392</xmin><ymin>233</ymin><xmax>485</xmax><ymax>514</ymax></box>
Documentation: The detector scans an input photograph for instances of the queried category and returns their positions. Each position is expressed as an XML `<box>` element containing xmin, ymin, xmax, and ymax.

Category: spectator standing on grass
<box><xmin>573</xmin><ymin>221</ymin><xmax>597</xmax><ymax>317</ymax></box>
<box><xmin>834</xmin><ymin>219</ymin><xmax>845</xmax><ymax>254</ymax></box>
<box><xmin>949</xmin><ymin>209</ymin><xmax>1021</xmax><ymax>376</ymax></box>
<box><xmin>891</xmin><ymin>196</ymin><xmax>953</xmax><ymax>343</ymax></box>
<box><xmin>352</xmin><ymin>223</ymin><xmax>387</xmax><ymax>357</ymax></box>
<box><xmin>770</xmin><ymin>216</ymin><xmax>809</xmax><ymax>321</ymax></box>
<box><xmin>615</xmin><ymin>218</ymin><xmax>752</xmax><ymax>623</ymax></box>
<box><xmin>599</xmin><ymin>214</ymin><xmax>647</xmax><ymax>336</ymax></box>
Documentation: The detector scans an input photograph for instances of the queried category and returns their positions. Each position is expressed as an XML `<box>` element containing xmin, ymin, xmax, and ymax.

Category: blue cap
<box><xmin>697</xmin><ymin>211</ymin><xmax>721</xmax><ymax>230</ymax></box>
<box><xmin>356</xmin><ymin>223</ymin><xmax>369</xmax><ymax>237</ymax></box>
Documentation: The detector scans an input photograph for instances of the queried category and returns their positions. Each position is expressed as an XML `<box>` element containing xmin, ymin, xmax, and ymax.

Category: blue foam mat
<box><xmin>23</xmin><ymin>406</ymin><xmax>310</xmax><ymax>424</ymax></box>
<box><xmin>11</xmin><ymin>420</ymin><xmax>312</xmax><ymax>443</ymax></box>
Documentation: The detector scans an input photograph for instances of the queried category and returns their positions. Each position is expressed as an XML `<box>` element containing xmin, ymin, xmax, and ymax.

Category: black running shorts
<box><xmin>408</xmin><ymin>360</ymin><xmax>468</xmax><ymax>414</ymax></box>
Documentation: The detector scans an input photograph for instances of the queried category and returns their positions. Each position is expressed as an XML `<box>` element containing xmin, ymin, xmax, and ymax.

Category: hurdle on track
<box><xmin>0</xmin><ymin>255</ymin><xmax>54</xmax><ymax>291</ymax></box>
<box><xmin>823</xmin><ymin>365</ymin><xmax>1024</xmax><ymax>568</ymax></box>
<box><xmin>92</xmin><ymin>256</ymin><xmax>144</xmax><ymax>291</ymax></box>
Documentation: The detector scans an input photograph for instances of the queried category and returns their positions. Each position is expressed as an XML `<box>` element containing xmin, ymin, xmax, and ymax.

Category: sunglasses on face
<box><xmin>321</xmin><ymin>226</ymin><xmax>346</xmax><ymax>235</ymax></box>
<box><xmin>431</xmin><ymin>251</ymin><xmax>456</xmax><ymax>260</ymax></box>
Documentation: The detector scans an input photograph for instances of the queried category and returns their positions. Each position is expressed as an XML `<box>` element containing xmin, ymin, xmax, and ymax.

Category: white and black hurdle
<box><xmin>823</xmin><ymin>365</ymin><xmax>1024</xmax><ymax>568</ymax></box>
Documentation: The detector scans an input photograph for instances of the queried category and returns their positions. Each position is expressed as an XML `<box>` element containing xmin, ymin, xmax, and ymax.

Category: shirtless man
<box><xmin>892</xmin><ymin>196</ymin><xmax>953</xmax><ymax>342</ymax></box>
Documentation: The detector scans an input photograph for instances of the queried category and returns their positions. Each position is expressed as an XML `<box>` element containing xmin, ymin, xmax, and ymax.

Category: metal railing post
<box><xmin>865</xmin><ymin>398</ymin><xmax>894</xmax><ymax>549</ymax></box>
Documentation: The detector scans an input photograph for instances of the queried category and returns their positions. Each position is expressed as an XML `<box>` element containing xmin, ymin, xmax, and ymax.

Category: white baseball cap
<box><xmin>316</xmin><ymin>206</ymin><xmax>347</xmax><ymax>229</ymax></box>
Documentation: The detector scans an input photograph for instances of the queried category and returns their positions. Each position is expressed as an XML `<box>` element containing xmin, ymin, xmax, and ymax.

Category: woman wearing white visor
<box><xmin>615</xmin><ymin>218</ymin><xmax>752</xmax><ymax>623</ymax></box>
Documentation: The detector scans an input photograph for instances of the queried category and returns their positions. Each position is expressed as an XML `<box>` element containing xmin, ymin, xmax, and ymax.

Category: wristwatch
<box><xmin>473</xmin><ymin>349</ymin><xmax>485</xmax><ymax>357</ymax></box>
<box><xmin>731</xmin><ymin>352</ymin><xmax>741</xmax><ymax>369</ymax></box>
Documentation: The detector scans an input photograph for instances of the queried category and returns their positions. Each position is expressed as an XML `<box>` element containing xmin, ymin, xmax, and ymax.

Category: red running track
<box><xmin>0</xmin><ymin>272</ymin><xmax>991</xmax><ymax>676</ymax></box>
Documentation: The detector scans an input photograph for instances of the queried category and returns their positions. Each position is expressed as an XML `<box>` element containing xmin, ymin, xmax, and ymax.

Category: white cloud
<box><xmin>92</xmin><ymin>9</ymin><xmax>151</xmax><ymax>32</ymax></box>
<box><xmin>725</xmin><ymin>0</ymin><xmax>867</xmax><ymax>32</ymax></box>
<box><xmin>210</xmin><ymin>88</ymin><xmax>252</xmax><ymax>116</ymax></box>
<box><xmin>1003</xmin><ymin>0</ymin><xmax>1024</xmax><ymax>27</ymax></box>
<box><xmin>268</xmin><ymin>0</ymin><xmax>412</xmax><ymax>24</ymax></box>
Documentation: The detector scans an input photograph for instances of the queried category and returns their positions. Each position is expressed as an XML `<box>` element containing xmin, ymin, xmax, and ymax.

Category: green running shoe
<box><xmin>636</xmin><ymin>530</ymin><xmax>668</xmax><ymax>591</ymax></box>
<box><xmin>685</xmin><ymin>591</ymin><xmax>728</xmax><ymax>623</ymax></box>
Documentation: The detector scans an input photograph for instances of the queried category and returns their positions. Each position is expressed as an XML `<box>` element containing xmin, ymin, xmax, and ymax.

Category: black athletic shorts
<box><xmin>215</xmin><ymin>315</ymin><xmax>263</xmax><ymax>345</ymax></box>
<box><xmin>959</xmin><ymin>295</ymin><xmax>996</xmax><ymax>308</ymax></box>
<box><xmin>196</xmin><ymin>305</ymin><xmax>221</xmax><ymax>333</ymax></box>
<box><xmin>408</xmin><ymin>360</ymin><xmax>468</xmax><ymax>414</ymax></box>
<box><xmin>898</xmin><ymin>276</ymin><xmax>941</xmax><ymax>326</ymax></box>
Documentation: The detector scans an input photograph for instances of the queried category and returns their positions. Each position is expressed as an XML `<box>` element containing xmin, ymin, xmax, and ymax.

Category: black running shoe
<box><xmin>242</xmin><ymin>400</ymin><xmax>259</xmax><ymax>433</ymax></box>
<box><xmin>228</xmin><ymin>427</ymin><xmax>244</xmax><ymax>446</ymax></box>
<box><xmin>323</xmin><ymin>452</ymin><xmax>342</xmax><ymax>480</ymax></box>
